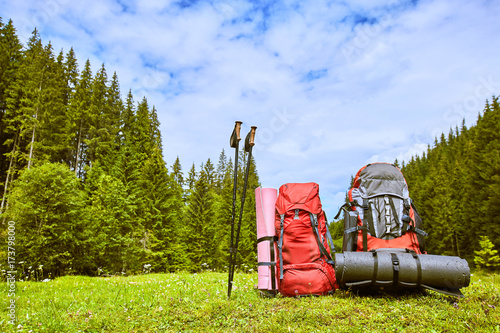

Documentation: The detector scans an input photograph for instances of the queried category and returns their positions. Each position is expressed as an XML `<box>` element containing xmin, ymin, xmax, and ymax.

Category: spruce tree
<box><xmin>474</xmin><ymin>236</ymin><xmax>500</xmax><ymax>271</ymax></box>
<box><xmin>213</xmin><ymin>159</ymin><xmax>234</xmax><ymax>270</ymax></box>
<box><xmin>0</xmin><ymin>19</ymin><xmax>22</xmax><ymax>210</ymax></box>
<box><xmin>35</xmin><ymin>43</ymin><xmax>72</xmax><ymax>165</ymax></box>
<box><xmin>70</xmin><ymin>59</ymin><xmax>93</xmax><ymax>176</ymax></box>
<box><xmin>84</xmin><ymin>166</ymin><xmax>135</xmax><ymax>274</ymax></box>
<box><xmin>87</xmin><ymin>64</ymin><xmax>111</xmax><ymax>166</ymax></box>
<box><xmin>171</xmin><ymin>156</ymin><xmax>184</xmax><ymax>188</ymax></box>
<box><xmin>3</xmin><ymin>29</ymin><xmax>45</xmax><ymax>171</ymax></box>
<box><xmin>186</xmin><ymin>163</ymin><xmax>197</xmax><ymax>194</ymax></box>
<box><xmin>5</xmin><ymin>163</ymin><xmax>86</xmax><ymax>277</ymax></box>
<box><xmin>184</xmin><ymin>163</ymin><xmax>215</xmax><ymax>271</ymax></box>
<box><xmin>100</xmin><ymin>71</ymin><xmax>123</xmax><ymax>174</ymax></box>
<box><xmin>215</xmin><ymin>149</ymin><xmax>228</xmax><ymax>192</ymax></box>
<box><xmin>0</xmin><ymin>19</ymin><xmax>22</xmax><ymax>193</ymax></box>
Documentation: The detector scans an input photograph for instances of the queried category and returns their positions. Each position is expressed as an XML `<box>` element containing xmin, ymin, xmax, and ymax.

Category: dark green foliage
<box><xmin>84</xmin><ymin>166</ymin><xmax>137</xmax><ymax>274</ymax></box>
<box><xmin>184</xmin><ymin>161</ymin><xmax>217</xmax><ymax>271</ymax></box>
<box><xmin>213</xmin><ymin>159</ymin><xmax>234</xmax><ymax>269</ymax></box>
<box><xmin>402</xmin><ymin>96</ymin><xmax>500</xmax><ymax>266</ymax></box>
<box><xmin>474</xmin><ymin>236</ymin><xmax>500</xmax><ymax>271</ymax></box>
<box><xmin>5</xmin><ymin>163</ymin><xmax>86</xmax><ymax>277</ymax></box>
<box><xmin>0</xmin><ymin>18</ymin><xmax>261</xmax><ymax>276</ymax></box>
<box><xmin>0</xmin><ymin>19</ymin><xmax>22</xmax><ymax>191</ymax></box>
<box><xmin>329</xmin><ymin>219</ymin><xmax>344</xmax><ymax>253</ymax></box>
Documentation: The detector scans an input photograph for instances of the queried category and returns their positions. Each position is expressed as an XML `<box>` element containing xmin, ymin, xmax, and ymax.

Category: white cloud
<box><xmin>1</xmin><ymin>0</ymin><xmax>500</xmax><ymax>214</ymax></box>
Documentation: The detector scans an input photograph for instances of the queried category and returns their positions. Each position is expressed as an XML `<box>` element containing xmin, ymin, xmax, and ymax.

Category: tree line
<box><xmin>400</xmin><ymin>96</ymin><xmax>500</xmax><ymax>266</ymax></box>
<box><xmin>327</xmin><ymin>102</ymin><xmax>500</xmax><ymax>269</ymax></box>
<box><xmin>0</xmin><ymin>18</ymin><xmax>259</xmax><ymax>278</ymax></box>
<box><xmin>1</xmin><ymin>17</ymin><xmax>498</xmax><ymax>278</ymax></box>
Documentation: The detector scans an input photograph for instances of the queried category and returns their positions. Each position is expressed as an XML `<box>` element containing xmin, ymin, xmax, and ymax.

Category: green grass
<box><xmin>1</xmin><ymin>271</ymin><xmax>499</xmax><ymax>332</ymax></box>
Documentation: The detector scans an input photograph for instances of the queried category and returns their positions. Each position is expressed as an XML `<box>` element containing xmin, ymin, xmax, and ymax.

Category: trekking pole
<box><xmin>228</xmin><ymin>126</ymin><xmax>257</xmax><ymax>298</ymax></box>
<box><xmin>228</xmin><ymin>121</ymin><xmax>242</xmax><ymax>298</ymax></box>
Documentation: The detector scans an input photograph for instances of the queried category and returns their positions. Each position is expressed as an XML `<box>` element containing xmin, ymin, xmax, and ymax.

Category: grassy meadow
<box><xmin>1</xmin><ymin>271</ymin><xmax>499</xmax><ymax>332</ymax></box>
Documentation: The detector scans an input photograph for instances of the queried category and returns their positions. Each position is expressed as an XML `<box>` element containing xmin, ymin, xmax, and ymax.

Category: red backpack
<box><xmin>275</xmin><ymin>183</ymin><xmax>338</xmax><ymax>296</ymax></box>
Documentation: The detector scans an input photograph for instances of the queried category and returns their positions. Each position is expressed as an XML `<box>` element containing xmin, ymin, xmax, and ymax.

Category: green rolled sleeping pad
<box><xmin>335</xmin><ymin>249</ymin><xmax>470</xmax><ymax>297</ymax></box>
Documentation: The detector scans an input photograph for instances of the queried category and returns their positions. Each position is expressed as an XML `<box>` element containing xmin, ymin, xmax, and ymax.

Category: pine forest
<box><xmin>0</xmin><ymin>19</ymin><xmax>259</xmax><ymax>278</ymax></box>
<box><xmin>401</xmin><ymin>96</ymin><xmax>500</xmax><ymax>265</ymax></box>
<box><xmin>0</xmin><ymin>18</ymin><xmax>498</xmax><ymax>279</ymax></box>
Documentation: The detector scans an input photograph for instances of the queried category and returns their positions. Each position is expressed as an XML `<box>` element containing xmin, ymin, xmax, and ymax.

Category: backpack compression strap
<box><xmin>325</xmin><ymin>221</ymin><xmax>336</xmax><ymax>256</ymax></box>
<box><xmin>256</xmin><ymin>236</ymin><xmax>278</xmax><ymax>290</ymax></box>
<box><xmin>359</xmin><ymin>199</ymin><xmax>370</xmax><ymax>251</ymax></box>
<box><xmin>278</xmin><ymin>214</ymin><xmax>285</xmax><ymax>280</ymax></box>
<box><xmin>310</xmin><ymin>213</ymin><xmax>335</xmax><ymax>265</ymax></box>
<box><xmin>334</xmin><ymin>203</ymin><xmax>368</xmax><ymax>251</ymax></box>
<box><xmin>406</xmin><ymin>248</ymin><xmax>423</xmax><ymax>288</ymax></box>
<box><xmin>401</xmin><ymin>221</ymin><xmax>429</xmax><ymax>237</ymax></box>
<box><xmin>323</xmin><ymin>212</ymin><xmax>336</xmax><ymax>256</ymax></box>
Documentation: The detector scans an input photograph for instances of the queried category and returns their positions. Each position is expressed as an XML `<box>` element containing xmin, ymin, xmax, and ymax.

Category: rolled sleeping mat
<box><xmin>255</xmin><ymin>187</ymin><xmax>278</xmax><ymax>295</ymax></box>
<box><xmin>335</xmin><ymin>249</ymin><xmax>470</xmax><ymax>297</ymax></box>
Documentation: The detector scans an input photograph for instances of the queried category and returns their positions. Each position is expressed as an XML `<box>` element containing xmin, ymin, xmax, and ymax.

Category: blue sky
<box><xmin>2</xmin><ymin>0</ymin><xmax>500</xmax><ymax>213</ymax></box>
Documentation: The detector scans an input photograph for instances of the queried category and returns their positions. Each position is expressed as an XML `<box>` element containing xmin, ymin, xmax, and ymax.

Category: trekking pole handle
<box><xmin>249</xmin><ymin>126</ymin><xmax>256</xmax><ymax>146</ymax></box>
<box><xmin>244</xmin><ymin>126</ymin><xmax>257</xmax><ymax>152</ymax></box>
<box><xmin>235</xmin><ymin>121</ymin><xmax>242</xmax><ymax>141</ymax></box>
<box><xmin>230</xmin><ymin>121</ymin><xmax>243</xmax><ymax>148</ymax></box>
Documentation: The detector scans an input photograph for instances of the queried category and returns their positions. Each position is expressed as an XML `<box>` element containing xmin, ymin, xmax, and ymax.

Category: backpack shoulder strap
<box><xmin>310</xmin><ymin>213</ymin><xmax>334</xmax><ymax>265</ymax></box>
